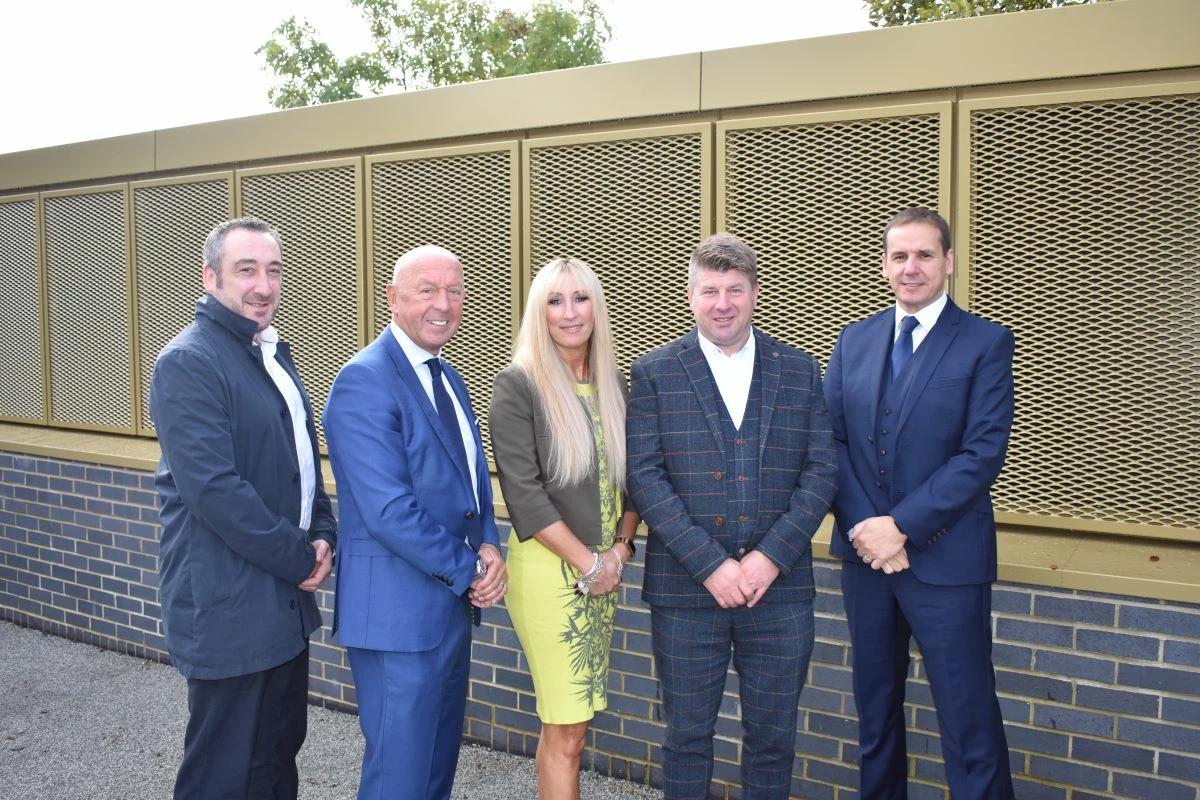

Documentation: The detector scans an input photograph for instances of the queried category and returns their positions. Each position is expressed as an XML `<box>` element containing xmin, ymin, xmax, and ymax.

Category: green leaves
<box><xmin>865</xmin><ymin>0</ymin><xmax>1107</xmax><ymax>27</ymax></box>
<box><xmin>258</xmin><ymin>0</ymin><xmax>610</xmax><ymax>109</ymax></box>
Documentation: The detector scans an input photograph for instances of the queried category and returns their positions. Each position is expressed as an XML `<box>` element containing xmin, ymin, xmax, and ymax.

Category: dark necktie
<box><xmin>425</xmin><ymin>358</ymin><xmax>471</xmax><ymax>473</ymax></box>
<box><xmin>891</xmin><ymin>315</ymin><xmax>919</xmax><ymax>382</ymax></box>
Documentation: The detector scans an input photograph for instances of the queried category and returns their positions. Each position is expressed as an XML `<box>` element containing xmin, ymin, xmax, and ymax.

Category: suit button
<box><xmin>884</xmin><ymin>408</ymin><xmax>892</xmax><ymax>416</ymax></box>
<box><xmin>737</xmin><ymin>475</ymin><xmax>746</xmax><ymax>482</ymax></box>
<box><xmin>715</xmin><ymin>516</ymin><xmax>725</xmax><ymax>526</ymax></box>
<box><xmin>867</xmin><ymin>436</ymin><xmax>874</xmax><ymax>444</ymax></box>
<box><xmin>735</xmin><ymin>438</ymin><xmax>746</xmax><ymax>446</ymax></box>
<box><xmin>878</xmin><ymin>449</ymin><xmax>886</xmax><ymax>456</ymax></box>
<box><xmin>713</xmin><ymin>471</ymin><xmax>723</xmax><ymax>480</ymax></box>
<box><xmin>881</xmin><ymin>429</ymin><xmax>889</xmax><ymax>435</ymax></box>
<box><xmin>738</xmin><ymin>515</ymin><xmax>748</xmax><ymax>523</ymax></box>
<box><xmin>874</xmin><ymin>480</ymin><xmax>882</xmax><ymax>487</ymax></box>
<box><xmin>738</xmin><ymin>547</ymin><xmax>747</xmax><ymax>555</ymax></box>
<box><xmin>464</xmin><ymin>511</ymin><xmax>475</xmax><ymax>519</ymax></box>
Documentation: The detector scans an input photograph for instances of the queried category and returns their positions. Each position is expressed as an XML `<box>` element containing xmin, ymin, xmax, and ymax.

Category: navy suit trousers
<box><xmin>842</xmin><ymin>561</ymin><xmax>1014</xmax><ymax>800</ymax></box>
<box><xmin>650</xmin><ymin>601</ymin><xmax>814</xmax><ymax>800</ymax></box>
<box><xmin>175</xmin><ymin>645</ymin><xmax>310</xmax><ymax>800</ymax></box>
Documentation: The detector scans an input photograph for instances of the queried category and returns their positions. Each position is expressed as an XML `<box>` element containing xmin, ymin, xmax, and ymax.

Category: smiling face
<box><xmin>882</xmin><ymin>222</ymin><xmax>954</xmax><ymax>315</ymax></box>
<box><xmin>688</xmin><ymin>267</ymin><xmax>758</xmax><ymax>355</ymax></box>
<box><xmin>387</xmin><ymin>247</ymin><xmax>464</xmax><ymax>355</ymax></box>
<box><xmin>202</xmin><ymin>227</ymin><xmax>282</xmax><ymax>331</ymax></box>
<box><xmin>544</xmin><ymin>275</ymin><xmax>595</xmax><ymax>361</ymax></box>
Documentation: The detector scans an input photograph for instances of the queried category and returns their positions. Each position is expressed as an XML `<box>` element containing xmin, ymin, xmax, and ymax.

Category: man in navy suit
<box><xmin>627</xmin><ymin>233</ymin><xmax>837</xmax><ymax>799</ymax></box>
<box><xmin>322</xmin><ymin>245</ymin><xmax>507</xmax><ymax>800</ymax></box>
<box><xmin>824</xmin><ymin>208</ymin><xmax>1015</xmax><ymax>799</ymax></box>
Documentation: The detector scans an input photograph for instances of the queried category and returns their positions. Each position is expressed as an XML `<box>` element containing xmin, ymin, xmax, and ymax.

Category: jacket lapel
<box><xmin>895</xmin><ymin>299</ymin><xmax>962</xmax><ymax>433</ymax></box>
<box><xmin>756</xmin><ymin>331</ymin><xmax>781</xmax><ymax>459</ymax></box>
<box><xmin>380</xmin><ymin>331</ymin><xmax>471</xmax><ymax>483</ymax></box>
<box><xmin>678</xmin><ymin>331</ymin><xmax>727</xmax><ymax>457</ymax></box>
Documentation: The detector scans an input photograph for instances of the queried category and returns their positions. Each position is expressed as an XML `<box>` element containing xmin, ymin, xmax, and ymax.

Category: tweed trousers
<box><xmin>650</xmin><ymin>600</ymin><xmax>814</xmax><ymax>799</ymax></box>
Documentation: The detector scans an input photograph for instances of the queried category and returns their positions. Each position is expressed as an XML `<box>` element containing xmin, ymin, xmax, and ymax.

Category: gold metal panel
<box><xmin>0</xmin><ymin>132</ymin><xmax>156</xmax><ymax>194</ymax></box>
<box><xmin>155</xmin><ymin>55</ymin><xmax>701</xmax><ymax>173</ymax></box>
<box><xmin>0</xmin><ymin>194</ymin><xmax>46</xmax><ymax>423</ymax></box>
<box><xmin>700</xmin><ymin>0</ymin><xmax>1200</xmax><ymax>111</ymax></box>
<box><xmin>718</xmin><ymin>104</ymin><xmax>950</xmax><ymax>362</ymax></box>
<box><xmin>366</xmin><ymin>142</ymin><xmax>519</xmax><ymax>463</ymax></box>
<box><xmin>131</xmin><ymin>173</ymin><xmax>234</xmax><ymax>435</ymax></box>
<box><xmin>235</xmin><ymin>159</ymin><xmax>364</xmax><ymax>449</ymax></box>
<box><xmin>962</xmin><ymin>86</ymin><xmax>1200</xmax><ymax>543</ymax></box>
<box><xmin>524</xmin><ymin>123</ymin><xmax>713</xmax><ymax>372</ymax></box>
<box><xmin>41</xmin><ymin>185</ymin><xmax>135</xmax><ymax>432</ymax></box>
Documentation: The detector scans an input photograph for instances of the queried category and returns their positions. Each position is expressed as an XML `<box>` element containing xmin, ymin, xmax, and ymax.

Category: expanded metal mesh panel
<box><xmin>370</xmin><ymin>149</ymin><xmax>515</xmax><ymax>461</ymax></box>
<box><xmin>239</xmin><ymin>165</ymin><xmax>361</xmax><ymax>449</ymax></box>
<box><xmin>0</xmin><ymin>198</ymin><xmax>44</xmax><ymax>421</ymax></box>
<box><xmin>970</xmin><ymin>95</ymin><xmax>1200</xmax><ymax>534</ymax></box>
<box><xmin>42</xmin><ymin>191</ymin><xmax>133</xmax><ymax>429</ymax></box>
<box><xmin>723</xmin><ymin>113</ymin><xmax>943</xmax><ymax>362</ymax></box>
<box><xmin>132</xmin><ymin>179</ymin><xmax>231</xmax><ymax>433</ymax></box>
<box><xmin>528</xmin><ymin>131</ymin><xmax>706</xmax><ymax>372</ymax></box>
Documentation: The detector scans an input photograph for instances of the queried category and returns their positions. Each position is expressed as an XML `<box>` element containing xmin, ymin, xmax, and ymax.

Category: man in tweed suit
<box><xmin>627</xmin><ymin>233</ymin><xmax>838</xmax><ymax>799</ymax></box>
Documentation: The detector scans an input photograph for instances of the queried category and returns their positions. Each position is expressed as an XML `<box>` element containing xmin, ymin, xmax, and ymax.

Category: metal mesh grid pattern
<box><xmin>238</xmin><ymin>164</ymin><xmax>362</xmax><ymax>449</ymax></box>
<box><xmin>969</xmin><ymin>94</ymin><xmax>1200</xmax><ymax>537</ymax></box>
<box><xmin>132</xmin><ymin>178</ymin><xmax>232</xmax><ymax>434</ymax></box>
<box><xmin>721</xmin><ymin>111</ymin><xmax>945</xmax><ymax>363</ymax></box>
<box><xmin>0</xmin><ymin>198</ymin><xmax>44</xmax><ymax>422</ymax></box>
<box><xmin>42</xmin><ymin>190</ymin><xmax>134</xmax><ymax>430</ymax></box>
<box><xmin>369</xmin><ymin>147</ymin><xmax>516</xmax><ymax>461</ymax></box>
<box><xmin>527</xmin><ymin>128</ymin><xmax>709</xmax><ymax>372</ymax></box>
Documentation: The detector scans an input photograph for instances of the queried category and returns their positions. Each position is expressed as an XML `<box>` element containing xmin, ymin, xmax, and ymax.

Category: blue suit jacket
<box><xmin>823</xmin><ymin>298</ymin><xmax>1014</xmax><ymax>585</ymax></box>
<box><xmin>627</xmin><ymin>328</ymin><xmax>838</xmax><ymax>608</ymax></box>
<box><xmin>322</xmin><ymin>329</ymin><xmax>499</xmax><ymax>652</ymax></box>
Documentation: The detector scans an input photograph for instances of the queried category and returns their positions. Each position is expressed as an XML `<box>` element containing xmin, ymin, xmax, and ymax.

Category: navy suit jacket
<box><xmin>824</xmin><ymin>298</ymin><xmax>1014</xmax><ymax>585</ymax></box>
<box><xmin>322</xmin><ymin>329</ymin><xmax>499</xmax><ymax>651</ymax></box>
<box><xmin>627</xmin><ymin>328</ymin><xmax>838</xmax><ymax>608</ymax></box>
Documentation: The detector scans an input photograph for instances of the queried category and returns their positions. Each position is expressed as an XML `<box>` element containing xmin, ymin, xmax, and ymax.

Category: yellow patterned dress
<box><xmin>503</xmin><ymin>384</ymin><xmax>620</xmax><ymax>724</ymax></box>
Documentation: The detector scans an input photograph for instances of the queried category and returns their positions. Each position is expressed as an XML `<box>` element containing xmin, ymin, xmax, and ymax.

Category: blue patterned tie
<box><xmin>891</xmin><ymin>315</ymin><xmax>919</xmax><ymax>382</ymax></box>
<box><xmin>425</xmin><ymin>358</ymin><xmax>471</xmax><ymax>473</ymax></box>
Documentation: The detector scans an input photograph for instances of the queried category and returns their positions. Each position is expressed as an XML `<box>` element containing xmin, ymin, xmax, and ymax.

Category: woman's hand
<box><xmin>583</xmin><ymin>548</ymin><xmax>624</xmax><ymax>595</ymax></box>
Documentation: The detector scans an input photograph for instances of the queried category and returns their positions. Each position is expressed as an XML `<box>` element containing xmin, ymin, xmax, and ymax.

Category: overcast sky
<box><xmin>0</xmin><ymin>0</ymin><xmax>872</xmax><ymax>155</ymax></box>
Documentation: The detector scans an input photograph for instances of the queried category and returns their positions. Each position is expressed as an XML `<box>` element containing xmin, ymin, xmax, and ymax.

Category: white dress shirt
<box><xmin>893</xmin><ymin>292</ymin><xmax>948</xmax><ymax>352</ymax></box>
<box><xmin>388</xmin><ymin>322</ymin><xmax>480</xmax><ymax>508</ymax></box>
<box><xmin>696</xmin><ymin>328</ymin><xmax>756</xmax><ymax>430</ymax></box>
<box><xmin>256</xmin><ymin>326</ymin><xmax>316</xmax><ymax>531</ymax></box>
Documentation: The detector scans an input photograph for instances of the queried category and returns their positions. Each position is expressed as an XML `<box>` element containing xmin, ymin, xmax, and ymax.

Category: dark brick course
<box><xmin>1</xmin><ymin>449</ymin><xmax>1197</xmax><ymax>798</ymax></box>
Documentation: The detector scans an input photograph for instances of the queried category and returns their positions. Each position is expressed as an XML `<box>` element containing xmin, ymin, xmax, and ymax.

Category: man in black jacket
<box><xmin>151</xmin><ymin>217</ymin><xmax>336</xmax><ymax>799</ymax></box>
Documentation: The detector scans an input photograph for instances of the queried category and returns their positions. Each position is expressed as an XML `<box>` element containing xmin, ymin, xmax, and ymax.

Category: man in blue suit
<box><xmin>627</xmin><ymin>233</ymin><xmax>838</xmax><ymax>799</ymax></box>
<box><xmin>322</xmin><ymin>245</ymin><xmax>507</xmax><ymax>800</ymax></box>
<box><xmin>824</xmin><ymin>208</ymin><xmax>1015</xmax><ymax>799</ymax></box>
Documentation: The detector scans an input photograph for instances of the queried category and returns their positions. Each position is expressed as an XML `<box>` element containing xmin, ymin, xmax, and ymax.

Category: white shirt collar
<box><xmin>389</xmin><ymin>321</ymin><xmax>440</xmax><ymax>369</ymax></box>
<box><xmin>894</xmin><ymin>292</ymin><xmax>948</xmax><ymax>335</ymax></box>
<box><xmin>696</xmin><ymin>328</ymin><xmax>756</xmax><ymax>363</ymax></box>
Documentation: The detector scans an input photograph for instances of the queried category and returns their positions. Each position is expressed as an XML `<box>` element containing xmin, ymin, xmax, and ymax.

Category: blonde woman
<box><xmin>489</xmin><ymin>258</ymin><xmax>640</xmax><ymax>800</ymax></box>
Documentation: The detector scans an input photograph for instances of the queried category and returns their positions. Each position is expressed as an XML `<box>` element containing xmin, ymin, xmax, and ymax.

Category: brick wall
<box><xmin>2</xmin><ymin>449</ymin><xmax>1197</xmax><ymax>799</ymax></box>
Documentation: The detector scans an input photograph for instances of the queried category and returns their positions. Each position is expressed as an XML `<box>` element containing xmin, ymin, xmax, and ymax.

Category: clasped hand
<box><xmin>578</xmin><ymin>548</ymin><xmax>624</xmax><ymax>596</ymax></box>
<box><xmin>850</xmin><ymin>516</ymin><xmax>910</xmax><ymax>574</ymax></box>
<box><xmin>703</xmin><ymin>551</ymin><xmax>779</xmax><ymax>609</ymax></box>
<box><xmin>298</xmin><ymin>539</ymin><xmax>333</xmax><ymax>592</ymax></box>
<box><xmin>468</xmin><ymin>544</ymin><xmax>508</xmax><ymax>609</ymax></box>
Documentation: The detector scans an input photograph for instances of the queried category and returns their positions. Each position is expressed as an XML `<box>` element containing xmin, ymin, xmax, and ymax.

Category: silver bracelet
<box><xmin>575</xmin><ymin>552</ymin><xmax>603</xmax><ymax>593</ymax></box>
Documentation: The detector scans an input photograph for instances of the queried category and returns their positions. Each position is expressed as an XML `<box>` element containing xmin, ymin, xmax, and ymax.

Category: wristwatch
<box><xmin>615</xmin><ymin>535</ymin><xmax>636</xmax><ymax>558</ymax></box>
<box><xmin>472</xmin><ymin>558</ymin><xmax>488</xmax><ymax>583</ymax></box>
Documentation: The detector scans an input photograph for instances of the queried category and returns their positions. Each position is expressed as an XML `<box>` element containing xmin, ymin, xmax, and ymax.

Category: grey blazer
<box><xmin>489</xmin><ymin>365</ymin><xmax>627</xmax><ymax>546</ymax></box>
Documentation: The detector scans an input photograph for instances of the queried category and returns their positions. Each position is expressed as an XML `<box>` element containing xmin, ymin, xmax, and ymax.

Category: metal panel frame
<box><xmin>0</xmin><ymin>193</ymin><xmax>48</xmax><ymax>424</ymax></box>
<box><xmin>39</xmin><ymin>182</ymin><xmax>137</xmax><ymax>434</ymax></box>
<box><xmin>129</xmin><ymin>171</ymin><xmax>235</xmax><ymax>436</ymax></box>
<box><xmin>365</xmin><ymin>140</ymin><xmax>521</xmax><ymax>343</ymax></box>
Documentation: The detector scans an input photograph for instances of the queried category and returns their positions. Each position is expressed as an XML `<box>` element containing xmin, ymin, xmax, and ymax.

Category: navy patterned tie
<box><xmin>425</xmin><ymin>358</ymin><xmax>471</xmax><ymax>472</ymax></box>
<box><xmin>891</xmin><ymin>315</ymin><xmax>919</xmax><ymax>382</ymax></box>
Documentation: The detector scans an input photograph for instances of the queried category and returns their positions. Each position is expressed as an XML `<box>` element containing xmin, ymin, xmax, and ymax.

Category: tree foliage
<box><xmin>865</xmin><ymin>0</ymin><xmax>1108</xmax><ymax>27</ymax></box>
<box><xmin>258</xmin><ymin>0</ymin><xmax>610</xmax><ymax>109</ymax></box>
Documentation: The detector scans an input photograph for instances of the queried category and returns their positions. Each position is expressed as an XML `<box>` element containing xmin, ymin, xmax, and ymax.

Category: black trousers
<box><xmin>175</xmin><ymin>645</ymin><xmax>310</xmax><ymax>800</ymax></box>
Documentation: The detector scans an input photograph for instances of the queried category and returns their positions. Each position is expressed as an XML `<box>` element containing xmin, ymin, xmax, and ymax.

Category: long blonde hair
<box><xmin>513</xmin><ymin>258</ymin><xmax>626</xmax><ymax>488</ymax></box>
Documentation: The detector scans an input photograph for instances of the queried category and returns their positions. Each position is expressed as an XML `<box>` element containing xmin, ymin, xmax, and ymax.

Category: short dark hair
<box><xmin>882</xmin><ymin>207</ymin><xmax>951</xmax><ymax>255</ymax></box>
<box><xmin>203</xmin><ymin>217</ymin><xmax>283</xmax><ymax>273</ymax></box>
<box><xmin>688</xmin><ymin>232</ymin><xmax>758</xmax><ymax>287</ymax></box>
